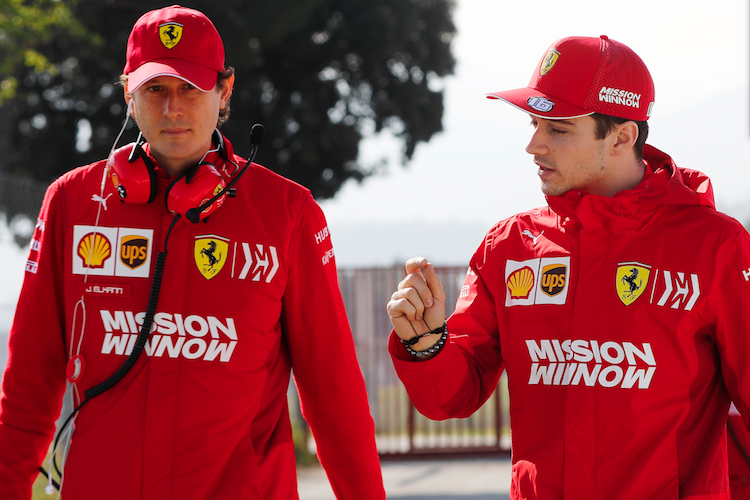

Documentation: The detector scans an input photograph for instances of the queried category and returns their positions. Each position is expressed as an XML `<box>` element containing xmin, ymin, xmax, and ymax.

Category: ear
<box><xmin>218</xmin><ymin>74</ymin><xmax>235</xmax><ymax>110</ymax></box>
<box><xmin>610</xmin><ymin>121</ymin><xmax>639</xmax><ymax>157</ymax></box>
<box><xmin>123</xmin><ymin>88</ymin><xmax>135</xmax><ymax>118</ymax></box>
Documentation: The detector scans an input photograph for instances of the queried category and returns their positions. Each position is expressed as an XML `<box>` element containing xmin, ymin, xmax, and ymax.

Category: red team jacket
<box><xmin>390</xmin><ymin>145</ymin><xmax>750</xmax><ymax>499</ymax></box>
<box><xmin>728</xmin><ymin>403</ymin><xmax>750</xmax><ymax>497</ymax></box>
<box><xmin>0</xmin><ymin>135</ymin><xmax>384</xmax><ymax>499</ymax></box>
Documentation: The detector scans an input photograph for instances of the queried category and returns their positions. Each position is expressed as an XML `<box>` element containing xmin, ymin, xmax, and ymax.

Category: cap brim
<box><xmin>127</xmin><ymin>59</ymin><xmax>218</xmax><ymax>93</ymax></box>
<box><xmin>486</xmin><ymin>87</ymin><xmax>594</xmax><ymax>120</ymax></box>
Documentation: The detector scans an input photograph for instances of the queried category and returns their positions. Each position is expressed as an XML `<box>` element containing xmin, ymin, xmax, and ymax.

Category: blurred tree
<box><xmin>0</xmin><ymin>0</ymin><xmax>86</xmax><ymax>175</ymax></box>
<box><xmin>0</xmin><ymin>0</ymin><xmax>84</xmax><ymax>104</ymax></box>
<box><xmin>4</xmin><ymin>0</ymin><xmax>456</xmax><ymax>199</ymax></box>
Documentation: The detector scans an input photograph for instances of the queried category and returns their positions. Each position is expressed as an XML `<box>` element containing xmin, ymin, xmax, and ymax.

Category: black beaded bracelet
<box><xmin>400</xmin><ymin>320</ymin><xmax>447</xmax><ymax>346</ymax></box>
<box><xmin>403</xmin><ymin>322</ymin><xmax>448</xmax><ymax>360</ymax></box>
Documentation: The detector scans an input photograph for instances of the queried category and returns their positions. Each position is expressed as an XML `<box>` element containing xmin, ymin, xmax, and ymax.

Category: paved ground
<box><xmin>297</xmin><ymin>456</ymin><xmax>512</xmax><ymax>499</ymax></box>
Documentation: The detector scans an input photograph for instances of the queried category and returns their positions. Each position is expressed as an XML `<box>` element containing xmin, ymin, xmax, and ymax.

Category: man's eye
<box><xmin>551</xmin><ymin>129</ymin><xmax>566</xmax><ymax>135</ymax></box>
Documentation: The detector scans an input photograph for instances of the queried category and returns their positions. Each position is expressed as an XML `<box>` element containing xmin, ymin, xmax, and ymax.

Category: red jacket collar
<box><xmin>143</xmin><ymin>130</ymin><xmax>239</xmax><ymax>180</ymax></box>
<box><xmin>546</xmin><ymin>144</ymin><xmax>715</xmax><ymax>227</ymax></box>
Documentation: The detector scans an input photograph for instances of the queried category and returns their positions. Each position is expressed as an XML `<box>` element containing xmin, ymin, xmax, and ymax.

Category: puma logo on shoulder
<box><xmin>92</xmin><ymin>193</ymin><xmax>113</xmax><ymax>210</ymax></box>
<box><xmin>522</xmin><ymin>229</ymin><xmax>544</xmax><ymax>245</ymax></box>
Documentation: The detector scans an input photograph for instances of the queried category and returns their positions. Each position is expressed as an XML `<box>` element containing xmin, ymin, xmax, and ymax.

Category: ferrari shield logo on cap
<box><xmin>194</xmin><ymin>234</ymin><xmax>229</xmax><ymax>280</ymax></box>
<box><xmin>159</xmin><ymin>22</ymin><xmax>183</xmax><ymax>49</ymax></box>
<box><xmin>540</xmin><ymin>49</ymin><xmax>560</xmax><ymax>76</ymax></box>
<box><xmin>616</xmin><ymin>262</ymin><xmax>651</xmax><ymax>306</ymax></box>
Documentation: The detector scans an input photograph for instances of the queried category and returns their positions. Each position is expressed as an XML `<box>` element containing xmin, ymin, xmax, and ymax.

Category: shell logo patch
<box><xmin>507</xmin><ymin>267</ymin><xmax>535</xmax><ymax>299</ymax></box>
<box><xmin>78</xmin><ymin>232</ymin><xmax>112</xmax><ymax>269</ymax></box>
<box><xmin>540</xmin><ymin>49</ymin><xmax>560</xmax><ymax>76</ymax></box>
<box><xmin>616</xmin><ymin>262</ymin><xmax>651</xmax><ymax>306</ymax></box>
<box><xmin>159</xmin><ymin>22</ymin><xmax>183</xmax><ymax>49</ymax></box>
<box><xmin>505</xmin><ymin>256</ymin><xmax>570</xmax><ymax>307</ymax></box>
<box><xmin>194</xmin><ymin>234</ymin><xmax>229</xmax><ymax>280</ymax></box>
<box><xmin>73</xmin><ymin>226</ymin><xmax>153</xmax><ymax>278</ymax></box>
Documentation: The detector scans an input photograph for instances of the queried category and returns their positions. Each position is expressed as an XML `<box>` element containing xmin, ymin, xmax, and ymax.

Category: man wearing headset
<box><xmin>387</xmin><ymin>35</ymin><xmax>750</xmax><ymax>499</ymax></box>
<box><xmin>0</xmin><ymin>6</ymin><xmax>385</xmax><ymax>499</ymax></box>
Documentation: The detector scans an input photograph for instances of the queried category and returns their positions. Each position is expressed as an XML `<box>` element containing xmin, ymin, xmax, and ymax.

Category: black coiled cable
<box><xmin>40</xmin><ymin>214</ymin><xmax>180</xmax><ymax>488</ymax></box>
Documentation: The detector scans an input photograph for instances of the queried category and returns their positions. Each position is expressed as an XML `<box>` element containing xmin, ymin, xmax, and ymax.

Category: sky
<box><xmin>320</xmin><ymin>0</ymin><xmax>750</xmax><ymax>266</ymax></box>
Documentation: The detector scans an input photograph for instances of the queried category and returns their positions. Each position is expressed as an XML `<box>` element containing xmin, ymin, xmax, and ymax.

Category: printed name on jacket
<box><xmin>100</xmin><ymin>310</ymin><xmax>238</xmax><ymax>362</ymax></box>
<box><xmin>526</xmin><ymin>339</ymin><xmax>657</xmax><ymax>389</ymax></box>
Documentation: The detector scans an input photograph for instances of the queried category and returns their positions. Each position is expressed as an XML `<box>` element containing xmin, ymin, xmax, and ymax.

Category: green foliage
<box><xmin>0</xmin><ymin>0</ymin><xmax>86</xmax><ymax>104</ymax></box>
<box><xmin>3</xmin><ymin>0</ymin><xmax>456</xmax><ymax>199</ymax></box>
<box><xmin>292</xmin><ymin>415</ymin><xmax>319</xmax><ymax>468</ymax></box>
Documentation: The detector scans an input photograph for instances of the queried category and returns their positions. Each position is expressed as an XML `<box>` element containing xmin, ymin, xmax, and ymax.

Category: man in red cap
<box><xmin>0</xmin><ymin>5</ymin><xmax>385</xmax><ymax>499</ymax></box>
<box><xmin>387</xmin><ymin>35</ymin><xmax>750</xmax><ymax>499</ymax></box>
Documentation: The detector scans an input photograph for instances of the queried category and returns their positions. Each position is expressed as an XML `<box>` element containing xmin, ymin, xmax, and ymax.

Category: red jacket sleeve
<box><xmin>728</xmin><ymin>405</ymin><xmax>750</xmax><ymax>497</ymax></box>
<box><xmin>0</xmin><ymin>180</ymin><xmax>69</xmax><ymax>499</ymax></box>
<box><xmin>388</xmin><ymin>241</ymin><xmax>505</xmax><ymax>420</ymax></box>
<box><xmin>281</xmin><ymin>196</ymin><xmax>385</xmax><ymax>500</ymax></box>
<box><xmin>714</xmin><ymin>231</ymin><xmax>750</xmax><ymax>426</ymax></box>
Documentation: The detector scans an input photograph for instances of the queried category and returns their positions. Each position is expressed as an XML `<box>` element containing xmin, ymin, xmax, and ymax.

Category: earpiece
<box><xmin>107</xmin><ymin>131</ymin><xmax>227</xmax><ymax>221</ymax></box>
<box><xmin>107</xmin><ymin>125</ymin><xmax>263</xmax><ymax>223</ymax></box>
<box><xmin>165</xmin><ymin>163</ymin><xmax>227</xmax><ymax>222</ymax></box>
<box><xmin>108</xmin><ymin>137</ymin><xmax>157</xmax><ymax>204</ymax></box>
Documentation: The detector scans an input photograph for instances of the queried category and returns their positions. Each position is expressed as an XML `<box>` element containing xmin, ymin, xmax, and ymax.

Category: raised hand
<box><xmin>386</xmin><ymin>257</ymin><xmax>447</xmax><ymax>352</ymax></box>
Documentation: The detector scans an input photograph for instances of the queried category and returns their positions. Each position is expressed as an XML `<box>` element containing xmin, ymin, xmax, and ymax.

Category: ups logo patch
<box><xmin>540</xmin><ymin>263</ymin><xmax>566</xmax><ymax>297</ymax></box>
<box><xmin>120</xmin><ymin>236</ymin><xmax>148</xmax><ymax>269</ymax></box>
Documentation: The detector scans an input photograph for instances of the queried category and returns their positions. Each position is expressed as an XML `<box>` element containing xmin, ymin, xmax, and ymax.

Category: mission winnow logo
<box><xmin>99</xmin><ymin>310</ymin><xmax>238</xmax><ymax>362</ymax></box>
<box><xmin>525</xmin><ymin>338</ymin><xmax>656</xmax><ymax>389</ymax></box>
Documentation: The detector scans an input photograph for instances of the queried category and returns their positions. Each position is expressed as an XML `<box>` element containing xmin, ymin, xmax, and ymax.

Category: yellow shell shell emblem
<box><xmin>540</xmin><ymin>49</ymin><xmax>560</xmax><ymax>76</ymax></box>
<box><xmin>159</xmin><ymin>22</ymin><xmax>183</xmax><ymax>49</ymax></box>
<box><xmin>77</xmin><ymin>232</ymin><xmax>112</xmax><ymax>268</ymax></box>
<box><xmin>507</xmin><ymin>266</ymin><xmax>535</xmax><ymax>300</ymax></box>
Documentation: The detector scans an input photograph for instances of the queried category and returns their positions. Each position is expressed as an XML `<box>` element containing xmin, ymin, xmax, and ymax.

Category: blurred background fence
<box><xmin>335</xmin><ymin>265</ymin><xmax>510</xmax><ymax>457</ymax></box>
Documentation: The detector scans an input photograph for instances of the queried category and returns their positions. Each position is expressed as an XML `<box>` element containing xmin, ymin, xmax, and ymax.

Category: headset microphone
<box><xmin>185</xmin><ymin>123</ymin><xmax>265</xmax><ymax>223</ymax></box>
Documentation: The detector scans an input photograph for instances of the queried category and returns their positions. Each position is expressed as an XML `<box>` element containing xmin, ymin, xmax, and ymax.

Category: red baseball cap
<box><xmin>124</xmin><ymin>5</ymin><xmax>225</xmax><ymax>93</ymax></box>
<box><xmin>487</xmin><ymin>35</ymin><xmax>655</xmax><ymax>121</ymax></box>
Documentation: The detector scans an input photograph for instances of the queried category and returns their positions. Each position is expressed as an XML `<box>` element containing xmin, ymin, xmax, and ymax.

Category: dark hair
<box><xmin>216</xmin><ymin>66</ymin><xmax>234</xmax><ymax>126</ymax></box>
<box><xmin>118</xmin><ymin>66</ymin><xmax>235</xmax><ymax>127</ymax></box>
<box><xmin>591</xmin><ymin>113</ymin><xmax>649</xmax><ymax>160</ymax></box>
